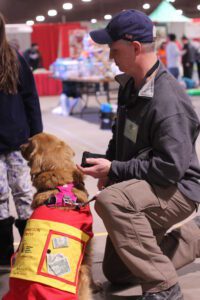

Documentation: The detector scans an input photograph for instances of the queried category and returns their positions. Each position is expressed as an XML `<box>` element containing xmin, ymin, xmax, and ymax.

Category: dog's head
<box><xmin>21</xmin><ymin>132</ymin><xmax>75</xmax><ymax>177</ymax></box>
<box><xmin>21</xmin><ymin>133</ymin><xmax>87</xmax><ymax>207</ymax></box>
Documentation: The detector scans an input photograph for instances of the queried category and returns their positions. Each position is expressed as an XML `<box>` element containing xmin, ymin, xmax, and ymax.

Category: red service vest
<box><xmin>3</xmin><ymin>205</ymin><xmax>93</xmax><ymax>300</ymax></box>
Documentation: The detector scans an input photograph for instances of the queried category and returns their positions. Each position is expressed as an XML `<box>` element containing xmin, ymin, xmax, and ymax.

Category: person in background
<box><xmin>181</xmin><ymin>35</ymin><xmax>196</xmax><ymax>79</ymax></box>
<box><xmin>23</xmin><ymin>43</ymin><xmax>43</xmax><ymax>71</ymax></box>
<box><xmin>157</xmin><ymin>41</ymin><xmax>167</xmax><ymax>66</ymax></box>
<box><xmin>0</xmin><ymin>13</ymin><xmax>43</xmax><ymax>270</ymax></box>
<box><xmin>78</xmin><ymin>9</ymin><xmax>200</xmax><ymax>300</ymax></box>
<box><xmin>166</xmin><ymin>33</ymin><xmax>181</xmax><ymax>79</ymax></box>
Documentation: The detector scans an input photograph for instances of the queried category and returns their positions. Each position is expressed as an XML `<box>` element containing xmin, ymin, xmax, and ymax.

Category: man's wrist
<box><xmin>107</xmin><ymin>160</ymin><xmax>119</xmax><ymax>181</ymax></box>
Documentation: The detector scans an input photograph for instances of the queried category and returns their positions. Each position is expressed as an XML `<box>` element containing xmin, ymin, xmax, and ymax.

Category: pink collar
<box><xmin>46</xmin><ymin>184</ymin><xmax>77</xmax><ymax>207</ymax></box>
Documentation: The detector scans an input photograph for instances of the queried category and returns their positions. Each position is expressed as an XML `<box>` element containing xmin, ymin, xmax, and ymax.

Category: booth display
<box><xmin>33</xmin><ymin>70</ymin><xmax>62</xmax><ymax>97</ymax></box>
<box><xmin>50</xmin><ymin>34</ymin><xmax>115</xmax><ymax>80</ymax></box>
<box><xmin>50</xmin><ymin>34</ymin><xmax>118</xmax><ymax>116</ymax></box>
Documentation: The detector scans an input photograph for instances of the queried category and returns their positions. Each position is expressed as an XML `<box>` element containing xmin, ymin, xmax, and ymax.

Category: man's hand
<box><xmin>77</xmin><ymin>158</ymin><xmax>111</xmax><ymax>179</ymax></box>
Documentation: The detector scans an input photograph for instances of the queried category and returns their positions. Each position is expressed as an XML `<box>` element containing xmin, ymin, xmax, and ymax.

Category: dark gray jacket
<box><xmin>107</xmin><ymin>62</ymin><xmax>200</xmax><ymax>203</ymax></box>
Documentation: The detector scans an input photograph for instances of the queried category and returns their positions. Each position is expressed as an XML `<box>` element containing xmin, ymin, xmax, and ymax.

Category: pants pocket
<box><xmin>112</xmin><ymin>179</ymin><xmax>163</xmax><ymax>212</ymax></box>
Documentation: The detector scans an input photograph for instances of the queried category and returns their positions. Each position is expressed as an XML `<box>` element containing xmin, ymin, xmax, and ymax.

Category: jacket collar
<box><xmin>115</xmin><ymin>61</ymin><xmax>167</xmax><ymax>99</ymax></box>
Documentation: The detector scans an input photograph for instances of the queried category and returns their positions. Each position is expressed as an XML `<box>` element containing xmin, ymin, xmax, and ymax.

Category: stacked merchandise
<box><xmin>50</xmin><ymin>34</ymin><xmax>114</xmax><ymax>80</ymax></box>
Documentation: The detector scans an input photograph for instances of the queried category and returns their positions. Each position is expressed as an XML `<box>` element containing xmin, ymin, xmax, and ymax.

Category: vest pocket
<box><xmin>37</xmin><ymin>229</ymin><xmax>85</xmax><ymax>293</ymax></box>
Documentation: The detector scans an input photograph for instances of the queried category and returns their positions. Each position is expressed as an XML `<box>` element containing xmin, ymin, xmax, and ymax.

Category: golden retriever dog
<box><xmin>3</xmin><ymin>133</ymin><xmax>95</xmax><ymax>300</ymax></box>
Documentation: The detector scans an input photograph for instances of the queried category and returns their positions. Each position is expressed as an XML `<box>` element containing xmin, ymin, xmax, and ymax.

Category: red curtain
<box><xmin>31</xmin><ymin>23</ymin><xmax>83</xmax><ymax>69</ymax></box>
<box><xmin>31</xmin><ymin>24</ymin><xmax>59</xmax><ymax>69</ymax></box>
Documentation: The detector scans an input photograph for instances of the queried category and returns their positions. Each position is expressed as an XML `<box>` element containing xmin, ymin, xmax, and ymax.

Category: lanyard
<box><xmin>119</xmin><ymin>60</ymin><xmax>160</xmax><ymax>107</ymax></box>
<box><xmin>134</xmin><ymin>59</ymin><xmax>160</xmax><ymax>98</ymax></box>
<box><xmin>140</xmin><ymin>59</ymin><xmax>160</xmax><ymax>89</ymax></box>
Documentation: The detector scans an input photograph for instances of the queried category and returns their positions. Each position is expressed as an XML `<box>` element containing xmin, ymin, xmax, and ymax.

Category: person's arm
<box><xmin>108</xmin><ymin>114</ymin><xmax>199</xmax><ymax>186</ymax></box>
<box><xmin>78</xmin><ymin>113</ymin><xmax>199</xmax><ymax>188</ymax></box>
<box><xmin>174</xmin><ymin>43</ymin><xmax>181</xmax><ymax>58</ymax></box>
<box><xmin>18</xmin><ymin>53</ymin><xmax>43</xmax><ymax>136</ymax></box>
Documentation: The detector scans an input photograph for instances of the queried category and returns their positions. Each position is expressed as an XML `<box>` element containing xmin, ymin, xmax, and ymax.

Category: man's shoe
<box><xmin>138</xmin><ymin>283</ymin><xmax>184</xmax><ymax>299</ymax></box>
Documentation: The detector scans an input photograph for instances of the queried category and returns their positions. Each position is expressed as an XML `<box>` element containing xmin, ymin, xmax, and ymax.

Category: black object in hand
<box><xmin>81</xmin><ymin>151</ymin><xmax>106</xmax><ymax>167</ymax></box>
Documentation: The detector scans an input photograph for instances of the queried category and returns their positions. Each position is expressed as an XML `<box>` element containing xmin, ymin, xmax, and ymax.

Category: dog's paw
<box><xmin>91</xmin><ymin>280</ymin><xmax>103</xmax><ymax>294</ymax></box>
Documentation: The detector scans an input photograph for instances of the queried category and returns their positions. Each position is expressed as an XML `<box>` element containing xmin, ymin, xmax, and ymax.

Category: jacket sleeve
<box><xmin>105</xmin><ymin>122</ymin><xmax>117</xmax><ymax>161</ymax></box>
<box><xmin>18</xmin><ymin>53</ymin><xmax>43</xmax><ymax>136</ymax></box>
<box><xmin>108</xmin><ymin>114</ymin><xmax>199</xmax><ymax>186</ymax></box>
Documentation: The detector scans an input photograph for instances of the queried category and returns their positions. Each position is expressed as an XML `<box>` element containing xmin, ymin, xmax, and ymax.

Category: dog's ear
<box><xmin>21</xmin><ymin>137</ymin><xmax>43</xmax><ymax>175</ymax></box>
<box><xmin>50</xmin><ymin>142</ymin><xmax>75</xmax><ymax>169</ymax></box>
<box><xmin>73</xmin><ymin>169</ymin><xmax>84</xmax><ymax>185</ymax></box>
<box><xmin>59</xmin><ymin>141</ymin><xmax>75</xmax><ymax>158</ymax></box>
<box><xmin>30</xmin><ymin>152</ymin><xmax>43</xmax><ymax>176</ymax></box>
<box><xmin>20</xmin><ymin>139</ymin><xmax>32</xmax><ymax>160</ymax></box>
<box><xmin>20</xmin><ymin>138</ymin><xmax>39</xmax><ymax>161</ymax></box>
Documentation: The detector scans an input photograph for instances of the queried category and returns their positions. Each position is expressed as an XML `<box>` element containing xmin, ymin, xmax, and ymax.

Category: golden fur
<box><xmin>21</xmin><ymin>132</ymin><xmax>96</xmax><ymax>300</ymax></box>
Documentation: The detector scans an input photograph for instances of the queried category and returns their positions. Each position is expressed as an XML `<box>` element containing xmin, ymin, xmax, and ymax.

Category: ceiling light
<box><xmin>197</xmin><ymin>4</ymin><xmax>200</xmax><ymax>10</ymax></box>
<box><xmin>104</xmin><ymin>14</ymin><xmax>112</xmax><ymax>20</ymax></box>
<box><xmin>63</xmin><ymin>3</ymin><xmax>73</xmax><ymax>10</ymax></box>
<box><xmin>176</xmin><ymin>9</ymin><xmax>183</xmax><ymax>15</ymax></box>
<box><xmin>167</xmin><ymin>0</ymin><xmax>175</xmax><ymax>2</ymax></box>
<box><xmin>48</xmin><ymin>9</ymin><xmax>57</xmax><ymax>17</ymax></box>
<box><xmin>143</xmin><ymin>3</ymin><xmax>150</xmax><ymax>10</ymax></box>
<box><xmin>26</xmin><ymin>20</ymin><xmax>34</xmax><ymax>25</ymax></box>
<box><xmin>82</xmin><ymin>0</ymin><xmax>92</xmax><ymax>2</ymax></box>
<box><xmin>36</xmin><ymin>15</ymin><xmax>45</xmax><ymax>22</ymax></box>
<box><xmin>91</xmin><ymin>18</ymin><xmax>97</xmax><ymax>23</ymax></box>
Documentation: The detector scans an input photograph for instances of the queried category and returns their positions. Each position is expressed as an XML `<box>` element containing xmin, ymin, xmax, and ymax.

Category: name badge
<box><xmin>124</xmin><ymin>119</ymin><xmax>138</xmax><ymax>143</ymax></box>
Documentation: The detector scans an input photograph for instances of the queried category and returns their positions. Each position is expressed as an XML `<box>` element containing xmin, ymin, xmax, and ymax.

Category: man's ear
<box><xmin>132</xmin><ymin>41</ymin><xmax>142</xmax><ymax>56</ymax></box>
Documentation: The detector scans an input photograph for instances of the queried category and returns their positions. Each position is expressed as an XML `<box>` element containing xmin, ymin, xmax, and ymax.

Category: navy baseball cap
<box><xmin>90</xmin><ymin>9</ymin><xmax>155</xmax><ymax>45</ymax></box>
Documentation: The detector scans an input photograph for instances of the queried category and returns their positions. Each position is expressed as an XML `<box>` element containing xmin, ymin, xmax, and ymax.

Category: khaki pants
<box><xmin>95</xmin><ymin>179</ymin><xmax>199</xmax><ymax>293</ymax></box>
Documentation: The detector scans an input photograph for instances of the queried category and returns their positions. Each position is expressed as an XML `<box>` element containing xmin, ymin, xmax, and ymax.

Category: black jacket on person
<box><xmin>182</xmin><ymin>43</ymin><xmax>196</xmax><ymax>64</ymax></box>
<box><xmin>107</xmin><ymin>62</ymin><xmax>200</xmax><ymax>203</ymax></box>
<box><xmin>0</xmin><ymin>53</ymin><xmax>43</xmax><ymax>153</ymax></box>
<box><xmin>23</xmin><ymin>48</ymin><xmax>42</xmax><ymax>70</ymax></box>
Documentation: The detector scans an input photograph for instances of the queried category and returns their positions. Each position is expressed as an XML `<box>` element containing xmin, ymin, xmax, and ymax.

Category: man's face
<box><xmin>32</xmin><ymin>45</ymin><xmax>39</xmax><ymax>51</ymax></box>
<box><xmin>109</xmin><ymin>40</ymin><xmax>137</xmax><ymax>74</ymax></box>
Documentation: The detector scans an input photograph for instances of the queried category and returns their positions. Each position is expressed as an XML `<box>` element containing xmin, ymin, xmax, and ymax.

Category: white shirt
<box><xmin>166</xmin><ymin>42</ymin><xmax>181</xmax><ymax>68</ymax></box>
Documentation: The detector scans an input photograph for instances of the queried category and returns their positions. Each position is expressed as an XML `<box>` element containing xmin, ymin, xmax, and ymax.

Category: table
<box><xmin>34</xmin><ymin>72</ymin><xmax>62</xmax><ymax>96</ymax></box>
<box><xmin>60</xmin><ymin>76</ymin><xmax>118</xmax><ymax>116</ymax></box>
<box><xmin>62</xmin><ymin>76</ymin><xmax>116</xmax><ymax>101</ymax></box>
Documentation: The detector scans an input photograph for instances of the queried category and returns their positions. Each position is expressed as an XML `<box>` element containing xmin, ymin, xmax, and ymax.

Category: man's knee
<box><xmin>95</xmin><ymin>185</ymin><xmax>126</xmax><ymax>217</ymax></box>
<box><xmin>95</xmin><ymin>187</ymin><xmax>112</xmax><ymax>216</ymax></box>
